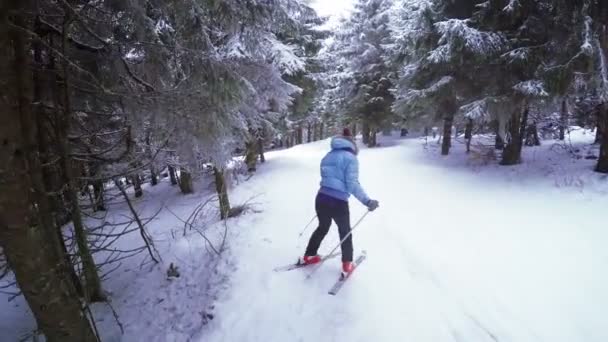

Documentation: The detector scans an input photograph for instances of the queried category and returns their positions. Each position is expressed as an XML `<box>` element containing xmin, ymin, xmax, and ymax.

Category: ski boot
<box><xmin>341</xmin><ymin>261</ymin><xmax>354</xmax><ymax>278</ymax></box>
<box><xmin>299</xmin><ymin>255</ymin><xmax>321</xmax><ymax>265</ymax></box>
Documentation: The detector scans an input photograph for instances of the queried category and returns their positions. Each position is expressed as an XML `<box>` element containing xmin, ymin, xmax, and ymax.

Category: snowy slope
<box><xmin>2</xmin><ymin>133</ymin><xmax>607</xmax><ymax>342</ymax></box>
<box><xmin>199</xmin><ymin>134</ymin><xmax>608</xmax><ymax>342</ymax></box>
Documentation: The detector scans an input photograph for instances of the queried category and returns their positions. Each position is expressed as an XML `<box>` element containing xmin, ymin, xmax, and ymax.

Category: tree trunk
<box><xmin>214</xmin><ymin>167</ymin><xmax>232</xmax><ymax>220</ymax></box>
<box><xmin>132</xmin><ymin>174</ymin><xmax>143</xmax><ymax>198</ymax></box>
<box><xmin>319</xmin><ymin>122</ymin><xmax>325</xmax><ymax>140</ymax></box>
<box><xmin>351</xmin><ymin>123</ymin><xmax>357</xmax><ymax>138</ymax></box>
<box><xmin>312</xmin><ymin>123</ymin><xmax>318</xmax><ymax>141</ymax></box>
<box><xmin>145</xmin><ymin>130</ymin><xmax>158</xmax><ymax>186</ymax></box>
<box><xmin>33</xmin><ymin>27</ymin><xmax>83</xmax><ymax>297</ymax></box>
<box><xmin>464</xmin><ymin>118</ymin><xmax>473</xmax><ymax>153</ymax></box>
<box><xmin>500</xmin><ymin>108</ymin><xmax>527</xmax><ymax>165</ymax></box>
<box><xmin>258</xmin><ymin>137</ymin><xmax>266</xmax><ymax>163</ymax></box>
<box><xmin>559</xmin><ymin>99</ymin><xmax>567</xmax><ymax>141</ymax></box>
<box><xmin>55</xmin><ymin>19</ymin><xmax>105</xmax><ymax>302</ymax></box>
<box><xmin>369</xmin><ymin>130</ymin><xmax>378</xmax><ymax>147</ymax></box>
<box><xmin>362</xmin><ymin>122</ymin><xmax>371</xmax><ymax>145</ymax></box>
<box><xmin>1</xmin><ymin>8</ymin><xmax>96</xmax><ymax>339</ymax></box>
<box><xmin>307</xmin><ymin>123</ymin><xmax>312</xmax><ymax>143</ymax></box>
<box><xmin>179</xmin><ymin>170</ymin><xmax>193</xmax><ymax>194</ymax></box>
<box><xmin>296</xmin><ymin>126</ymin><xmax>303</xmax><ymax>144</ymax></box>
<box><xmin>150</xmin><ymin>167</ymin><xmax>158</xmax><ymax>186</ymax></box>
<box><xmin>441</xmin><ymin>113</ymin><xmax>454</xmax><ymax>155</ymax></box>
<box><xmin>92</xmin><ymin>180</ymin><xmax>105</xmax><ymax>211</ymax></box>
<box><xmin>245</xmin><ymin>140</ymin><xmax>257</xmax><ymax>172</ymax></box>
<box><xmin>596</xmin><ymin>105</ymin><xmax>608</xmax><ymax>173</ymax></box>
<box><xmin>168</xmin><ymin>165</ymin><xmax>178</xmax><ymax>185</ymax></box>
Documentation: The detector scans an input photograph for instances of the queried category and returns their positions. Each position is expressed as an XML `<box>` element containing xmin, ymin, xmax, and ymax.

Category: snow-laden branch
<box><xmin>460</xmin><ymin>99</ymin><xmax>490</xmax><ymax>121</ymax></box>
<box><xmin>513</xmin><ymin>80</ymin><xmax>549</xmax><ymax>97</ymax></box>
<box><xmin>428</xmin><ymin>19</ymin><xmax>505</xmax><ymax>63</ymax></box>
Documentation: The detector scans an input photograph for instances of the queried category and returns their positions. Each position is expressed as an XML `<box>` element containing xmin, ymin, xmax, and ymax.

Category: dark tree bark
<box><xmin>0</xmin><ymin>7</ymin><xmax>96</xmax><ymax>339</ymax></box>
<box><xmin>351</xmin><ymin>123</ymin><xmax>357</xmax><ymax>138</ymax></box>
<box><xmin>464</xmin><ymin>118</ymin><xmax>473</xmax><ymax>153</ymax></box>
<box><xmin>168</xmin><ymin>165</ymin><xmax>178</xmax><ymax>185</ymax></box>
<box><xmin>307</xmin><ymin>123</ymin><xmax>312</xmax><ymax>143</ymax></box>
<box><xmin>258</xmin><ymin>137</ymin><xmax>265</xmax><ymax>163</ymax></box>
<box><xmin>362</xmin><ymin>121</ymin><xmax>371</xmax><ymax>145</ymax></box>
<box><xmin>214</xmin><ymin>167</ymin><xmax>231</xmax><ymax>220</ymax></box>
<box><xmin>312</xmin><ymin>122</ymin><xmax>318</xmax><ymax>141</ymax></box>
<box><xmin>55</xmin><ymin>18</ymin><xmax>105</xmax><ymax>302</ymax></box>
<box><xmin>179</xmin><ymin>170</ymin><xmax>193</xmax><ymax>194</ymax></box>
<box><xmin>369</xmin><ymin>130</ymin><xmax>378</xmax><ymax>147</ymax></box>
<box><xmin>441</xmin><ymin>113</ymin><xmax>454</xmax><ymax>155</ymax></box>
<box><xmin>559</xmin><ymin>99</ymin><xmax>568</xmax><ymax>141</ymax></box>
<box><xmin>596</xmin><ymin>105</ymin><xmax>608</xmax><ymax>173</ymax></box>
<box><xmin>92</xmin><ymin>180</ymin><xmax>105</xmax><ymax>211</ymax></box>
<box><xmin>245</xmin><ymin>140</ymin><xmax>257</xmax><ymax>172</ymax></box>
<box><xmin>32</xmin><ymin>25</ymin><xmax>84</xmax><ymax>297</ymax></box>
<box><xmin>400</xmin><ymin>128</ymin><xmax>408</xmax><ymax>137</ymax></box>
<box><xmin>150</xmin><ymin>167</ymin><xmax>158</xmax><ymax>186</ymax></box>
<box><xmin>596</xmin><ymin>122</ymin><xmax>603</xmax><ymax>144</ymax></box>
<box><xmin>319</xmin><ymin>122</ymin><xmax>325</xmax><ymax>140</ymax></box>
<box><xmin>501</xmin><ymin>107</ymin><xmax>528</xmax><ymax>165</ymax></box>
<box><xmin>296</xmin><ymin>126</ymin><xmax>303</xmax><ymax>144</ymax></box>
<box><xmin>132</xmin><ymin>174</ymin><xmax>143</xmax><ymax>198</ymax></box>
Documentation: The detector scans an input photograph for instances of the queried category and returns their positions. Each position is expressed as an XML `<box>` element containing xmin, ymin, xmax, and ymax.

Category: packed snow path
<box><xmin>203</xmin><ymin>137</ymin><xmax>608</xmax><ymax>342</ymax></box>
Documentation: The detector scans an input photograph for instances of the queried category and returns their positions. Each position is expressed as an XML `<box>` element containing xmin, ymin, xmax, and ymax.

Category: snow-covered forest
<box><xmin>1</xmin><ymin>0</ymin><xmax>607</xmax><ymax>341</ymax></box>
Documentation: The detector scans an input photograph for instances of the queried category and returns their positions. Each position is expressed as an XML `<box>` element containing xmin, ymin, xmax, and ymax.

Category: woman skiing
<box><xmin>300</xmin><ymin>128</ymin><xmax>379</xmax><ymax>275</ymax></box>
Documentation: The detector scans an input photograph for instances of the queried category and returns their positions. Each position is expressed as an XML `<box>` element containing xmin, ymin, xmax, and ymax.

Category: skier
<box><xmin>300</xmin><ymin>128</ymin><xmax>379</xmax><ymax>275</ymax></box>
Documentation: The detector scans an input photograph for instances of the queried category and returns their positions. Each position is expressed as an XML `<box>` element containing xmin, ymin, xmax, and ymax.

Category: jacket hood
<box><xmin>331</xmin><ymin>136</ymin><xmax>358</xmax><ymax>154</ymax></box>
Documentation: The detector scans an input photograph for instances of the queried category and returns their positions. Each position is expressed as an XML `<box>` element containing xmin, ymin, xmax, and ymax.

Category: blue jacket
<box><xmin>319</xmin><ymin>137</ymin><xmax>370</xmax><ymax>205</ymax></box>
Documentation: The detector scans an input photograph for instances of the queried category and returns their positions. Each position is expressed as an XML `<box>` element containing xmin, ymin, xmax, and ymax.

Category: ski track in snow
<box><xmin>200</xmin><ymin>134</ymin><xmax>608</xmax><ymax>342</ymax></box>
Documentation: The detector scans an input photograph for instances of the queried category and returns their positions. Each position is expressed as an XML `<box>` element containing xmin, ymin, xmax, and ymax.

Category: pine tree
<box><xmin>335</xmin><ymin>0</ymin><xmax>396</xmax><ymax>145</ymax></box>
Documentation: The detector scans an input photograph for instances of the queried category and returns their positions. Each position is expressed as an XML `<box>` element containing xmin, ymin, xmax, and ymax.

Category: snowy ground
<box><xmin>2</xmin><ymin>131</ymin><xmax>607</xmax><ymax>342</ymax></box>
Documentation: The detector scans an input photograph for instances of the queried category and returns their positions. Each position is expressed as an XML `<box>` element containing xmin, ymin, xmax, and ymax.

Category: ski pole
<box><xmin>306</xmin><ymin>210</ymin><xmax>371</xmax><ymax>279</ymax></box>
<box><xmin>298</xmin><ymin>215</ymin><xmax>318</xmax><ymax>237</ymax></box>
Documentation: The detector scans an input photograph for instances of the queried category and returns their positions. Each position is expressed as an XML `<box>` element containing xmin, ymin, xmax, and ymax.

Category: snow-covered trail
<box><xmin>201</xmin><ymin>137</ymin><xmax>608</xmax><ymax>342</ymax></box>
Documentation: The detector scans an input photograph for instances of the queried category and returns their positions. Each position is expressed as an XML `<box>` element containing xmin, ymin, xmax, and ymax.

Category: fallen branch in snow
<box><xmin>105</xmin><ymin>300</ymin><xmax>125</xmax><ymax>335</ymax></box>
<box><xmin>114</xmin><ymin>179</ymin><xmax>162</xmax><ymax>264</ymax></box>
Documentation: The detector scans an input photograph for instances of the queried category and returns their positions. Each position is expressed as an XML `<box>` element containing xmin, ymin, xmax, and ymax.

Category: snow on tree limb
<box><xmin>428</xmin><ymin>19</ymin><xmax>505</xmax><ymax>63</ymax></box>
<box><xmin>513</xmin><ymin>80</ymin><xmax>549</xmax><ymax>97</ymax></box>
<box><xmin>460</xmin><ymin>99</ymin><xmax>490</xmax><ymax>121</ymax></box>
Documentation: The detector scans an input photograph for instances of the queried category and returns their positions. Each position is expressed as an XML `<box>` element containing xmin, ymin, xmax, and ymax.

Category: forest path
<box><xmin>201</xmin><ymin>135</ymin><xmax>608</xmax><ymax>342</ymax></box>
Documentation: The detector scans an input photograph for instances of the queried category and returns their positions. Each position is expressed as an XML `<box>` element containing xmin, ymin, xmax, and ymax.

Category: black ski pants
<box><xmin>305</xmin><ymin>192</ymin><xmax>352</xmax><ymax>262</ymax></box>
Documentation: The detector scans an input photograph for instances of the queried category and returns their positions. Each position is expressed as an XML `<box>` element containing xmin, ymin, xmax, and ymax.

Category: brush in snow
<box><xmin>328</xmin><ymin>251</ymin><xmax>367</xmax><ymax>296</ymax></box>
<box><xmin>273</xmin><ymin>252</ymin><xmax>340</xmax><ymax>272</ymax></box>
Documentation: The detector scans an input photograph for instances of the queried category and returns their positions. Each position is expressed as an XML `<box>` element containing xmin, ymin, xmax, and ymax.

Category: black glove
<box><xmin>366</xmin><ymin>199</ymin><xmax>379</xmax><ymax>212</ymax></box>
